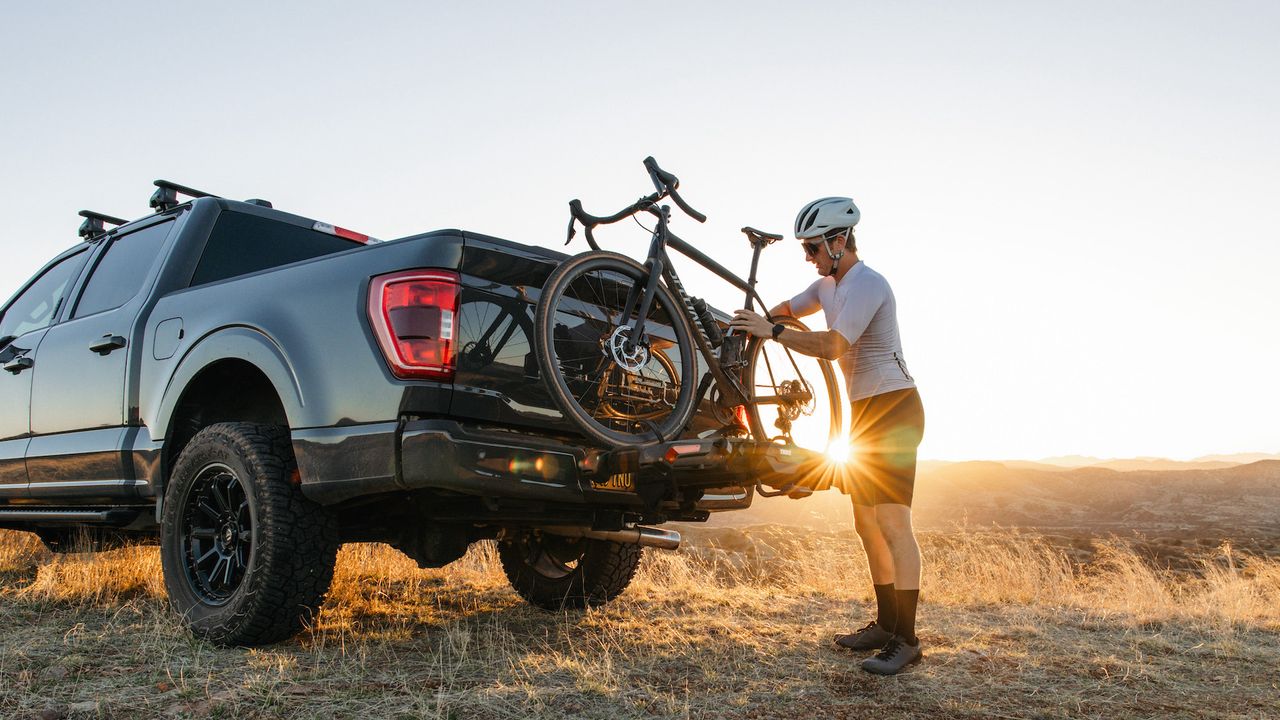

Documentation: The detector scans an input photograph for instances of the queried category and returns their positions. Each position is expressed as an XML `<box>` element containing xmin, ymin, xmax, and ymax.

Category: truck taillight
<box><xmin>368</xmin><ymin>269</ymin><xmax>459</xmax><ymax>381</ymax></box>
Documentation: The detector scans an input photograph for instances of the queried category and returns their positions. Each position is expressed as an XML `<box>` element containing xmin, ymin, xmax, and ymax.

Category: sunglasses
<box><xmin>803</xmin><ymin>231</ymin><xmax>847</xmax><ymax>257</ymax></box>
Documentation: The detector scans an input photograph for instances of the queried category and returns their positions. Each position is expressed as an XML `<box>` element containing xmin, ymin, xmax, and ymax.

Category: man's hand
<box><xmin>729</xmin><ymin>309</ymin><xmax>773</xmax><ymax>338</ymax></box>
<box><xmin>731</xmin><ymin>309</ymin><xmax>851</xmax><ymax>361</ymax></box>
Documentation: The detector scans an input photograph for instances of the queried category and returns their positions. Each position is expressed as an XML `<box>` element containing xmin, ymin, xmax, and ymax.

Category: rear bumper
<box><xmin>296</xmin><ymin>418</ymin><xmax>826</xmax><ymax>512</ymax></box>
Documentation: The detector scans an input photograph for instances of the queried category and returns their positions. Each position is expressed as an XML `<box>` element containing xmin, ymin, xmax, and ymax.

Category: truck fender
<box><xmin>150</xmin><ymin>325</ymin><xmax>305</xmax><ymax>444</ymax></box>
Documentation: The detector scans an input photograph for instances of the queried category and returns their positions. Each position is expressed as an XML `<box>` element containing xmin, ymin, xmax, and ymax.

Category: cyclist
<box><xmin>728</xmin><ymin>197</ymin><xmax>926</xmax><ymax>675</ymax></box>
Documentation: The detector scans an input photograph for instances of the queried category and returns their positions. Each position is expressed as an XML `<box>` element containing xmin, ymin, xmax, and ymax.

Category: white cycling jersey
<box><xmin>788</xmin><ymin>261</ymin><xmax>916</xmax><ymax>402</ymax></box>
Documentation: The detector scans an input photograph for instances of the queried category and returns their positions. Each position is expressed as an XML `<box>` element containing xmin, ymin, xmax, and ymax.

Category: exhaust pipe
<box><xmin>541</xmin><ymin>525</ymin><xmax>681</xmax><ymax>550</ymax></box>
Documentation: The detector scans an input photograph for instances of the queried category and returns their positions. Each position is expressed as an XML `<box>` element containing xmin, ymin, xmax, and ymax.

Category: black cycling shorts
<box><xmin>837</xmin><ymin>387</ymin><xmax>925</xmax><ymax>507</ymax></box>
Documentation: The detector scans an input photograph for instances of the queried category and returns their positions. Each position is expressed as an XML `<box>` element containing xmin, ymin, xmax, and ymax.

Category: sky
<box><xmin>1</xmin><ymin>1</ymin><xmax>1277</xmax><ymax>461</ymax></box>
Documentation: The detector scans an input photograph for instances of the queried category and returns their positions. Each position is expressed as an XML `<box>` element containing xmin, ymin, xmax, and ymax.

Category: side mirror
<box><xmin>0</xmin><ymin>335</ymin><xmax>14</xmax><ymax>350</ymax></box>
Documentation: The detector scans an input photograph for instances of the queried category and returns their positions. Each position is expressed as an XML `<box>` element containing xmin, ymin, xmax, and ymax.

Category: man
<box><xmin>728</xmin><ymin>197</ymin><xmax>925</xmax><ymax>675</ymax></box>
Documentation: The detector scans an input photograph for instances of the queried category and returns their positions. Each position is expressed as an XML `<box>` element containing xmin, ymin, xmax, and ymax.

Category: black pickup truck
<box><xmin>0</xmin><ymin>183</ymin><xmax>817</xmax><ymax>646</ymax></box>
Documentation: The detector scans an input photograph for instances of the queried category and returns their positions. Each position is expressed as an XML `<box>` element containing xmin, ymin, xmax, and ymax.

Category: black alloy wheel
<box><xmin>179</xmin><ymin>462</ymin><xmax>253</xmax><ymax>604</ymax></box>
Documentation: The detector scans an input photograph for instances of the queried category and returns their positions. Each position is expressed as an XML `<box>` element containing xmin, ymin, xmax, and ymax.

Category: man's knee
<box><xmin>852</xmin><ymin>503</ymin><xmax>881</xmax><ymax>540</ymax></box>
<box><xmin>874</xmin><ymin>504</ymin><xmax>915</xmax><ymax>543</ymax></box>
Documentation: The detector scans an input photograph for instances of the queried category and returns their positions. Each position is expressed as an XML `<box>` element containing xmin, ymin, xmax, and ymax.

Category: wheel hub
<box><xmin>220</xmin><ymin>522</ymin><xmax>238</xmax><ymax>549</ymax></box>
<box><xmin>604</xmin><ymin>326</ymin><xmax>649</xmax><ymax>372</ymax></box>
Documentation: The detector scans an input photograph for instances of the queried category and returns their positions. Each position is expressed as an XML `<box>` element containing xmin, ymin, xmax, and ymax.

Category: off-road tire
<box><xmin>160</xmin><ymin>422</ymin><xmax>338</xmax><ymax>647</ymax></box>
<box><xmin>499</xmin><ymin>530</ymin><xmax>643</xmax><ymax>610</ymax></box>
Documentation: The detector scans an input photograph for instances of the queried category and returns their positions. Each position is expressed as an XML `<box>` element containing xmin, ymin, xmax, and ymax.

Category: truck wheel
<box><xmin>160</xmin><ymin>423</ymin><xmax>338</xmax><ymax>647</ymax></box>
<box><xmin>498</xmin><ymin>530</ymin><xmax>643</xmax><ymax>610</ymax></box>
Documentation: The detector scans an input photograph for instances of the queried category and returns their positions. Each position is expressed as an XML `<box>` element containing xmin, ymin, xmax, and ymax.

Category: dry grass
<box><xmin>1</xmin><ymin>525</ymin><xmax>1277</xmax><ymax>719</ymax></box>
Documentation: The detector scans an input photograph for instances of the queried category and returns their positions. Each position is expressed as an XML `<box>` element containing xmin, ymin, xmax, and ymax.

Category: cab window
<box><xmin>189</xmin><ymin>211</ymin><xmax>357</xmax><ymax>287</ymax></box>
<box><xmin>0</xmin><ymin>249</ymin><xmax>90</xmax><ymax>339</ymax></box>
<box><xmin>72</xmin><ymin>221</ymin><xmax>172</xmax><ymax>319</ymax></box>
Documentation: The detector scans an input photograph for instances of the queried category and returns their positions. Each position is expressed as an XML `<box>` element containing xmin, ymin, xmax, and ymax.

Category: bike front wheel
<box><xmin>743</xmin><ymin>315</ymin><xmax>843</xmax><ymax>453</ymax></box>
<box><xmin>535</xmin><ymin>251</ymin><xmax>698</xmax><ymax>447</ymax></box>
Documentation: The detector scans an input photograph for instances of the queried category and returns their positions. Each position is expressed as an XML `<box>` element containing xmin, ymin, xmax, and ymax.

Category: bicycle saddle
<box><xmin>741</xmin><ymin>226</ymin><xmax>783</xmax><ymax>247</ymax></box>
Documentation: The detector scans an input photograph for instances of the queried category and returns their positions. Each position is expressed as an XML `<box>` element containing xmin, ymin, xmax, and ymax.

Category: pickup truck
<box><xmin>0</xmin><ymin>182</ymin><xmax>818</xmax><ymax>646</ymax></box>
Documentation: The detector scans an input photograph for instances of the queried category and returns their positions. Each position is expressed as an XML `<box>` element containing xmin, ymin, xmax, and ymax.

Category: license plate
<box><xmin>591</xmin><ymin>473</ymin><xmax>635</xmax><ymax>492</ymax></box>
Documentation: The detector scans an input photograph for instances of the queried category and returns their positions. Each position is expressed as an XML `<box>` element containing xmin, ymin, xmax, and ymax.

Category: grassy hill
<box><xmin>710</xmin><ymin>461</ymin><xmax>1280</xmax><ymax>559</ymax></box>
<box><xmin>1</xmin><ymin>459</ymin><xmax>1278</xmax><ymax>718</ymax></box>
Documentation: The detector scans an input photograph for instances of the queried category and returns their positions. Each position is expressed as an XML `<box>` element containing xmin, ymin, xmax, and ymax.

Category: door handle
<box><xmin>3</xmin><ymin>356</ymin><xmax>33</xmax><ymax>374</ymax></box>
<box><xmin>89</xmin><ymin>334</ymin><xmax>127</xmax><ymax>355</ymax></box>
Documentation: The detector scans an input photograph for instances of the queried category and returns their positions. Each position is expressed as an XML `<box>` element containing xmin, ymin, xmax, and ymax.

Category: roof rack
<box><xmin>150</xmin><ymin>180</ymin><xmax>219</xmax><ymax>213</ymax></box>
<box><xmin>77</xmin><ymin>210</ymin><xmax>130</xmax><ymax>240</ymax></box>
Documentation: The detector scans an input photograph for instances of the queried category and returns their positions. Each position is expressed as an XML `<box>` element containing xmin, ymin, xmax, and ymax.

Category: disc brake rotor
<box><xmin>604</xmin><ymin>326</ymin><xmax>650</xmax><ymax>372</ymax></box>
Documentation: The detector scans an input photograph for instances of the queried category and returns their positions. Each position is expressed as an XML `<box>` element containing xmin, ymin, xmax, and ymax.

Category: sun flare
<box><xmin>824</xmin><ymin>436</ymin><xmax>852</xmax><ymax>464</ymax></box>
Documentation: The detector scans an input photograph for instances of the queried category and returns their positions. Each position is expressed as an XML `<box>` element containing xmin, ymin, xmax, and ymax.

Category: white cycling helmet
<box><xmin>794</xmin><ymin>197</ymin><xmax>860</xmax><ymax>240</ymax></box>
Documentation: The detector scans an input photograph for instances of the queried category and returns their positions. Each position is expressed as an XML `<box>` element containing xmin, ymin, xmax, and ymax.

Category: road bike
<box><xmin>533</xmin><ymin>157</ymin><xmax>842</xmax><ymax>452</ymax></box>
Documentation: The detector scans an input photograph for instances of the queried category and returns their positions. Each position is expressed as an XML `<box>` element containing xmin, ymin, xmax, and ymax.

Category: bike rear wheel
<box><xmin>535</xmin><ymin>251</ymin><xmax>698</xmax><ymax>447</ymax></box>
<box><xmin>744</xmin><ymin>316</ymin><xmax>843</xmax><ymax>452</ymax></box>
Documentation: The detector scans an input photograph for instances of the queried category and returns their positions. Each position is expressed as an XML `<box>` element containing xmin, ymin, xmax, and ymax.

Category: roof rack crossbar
<box><xmin>151</xmin><ymin>179</ymin><xmax>220</xmax><ymax>213</ymax></box>
<box><xmin>77</xmin><ymin>209</ymin><xmax>131</xmax><ymax>240</ymax></box>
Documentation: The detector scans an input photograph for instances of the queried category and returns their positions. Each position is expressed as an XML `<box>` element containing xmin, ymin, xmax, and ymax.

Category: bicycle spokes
<box><xmin>544</xmin><ymin>260</ymin><xmax>689</xmax><ymax>435</ymax></box>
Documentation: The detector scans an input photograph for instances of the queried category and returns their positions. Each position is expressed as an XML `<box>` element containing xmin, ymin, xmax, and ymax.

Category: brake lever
<box><xmin>565</xmin><ymin>215</ymin><xmax>577</xmax><ymax>245</ymax></box>
<box><xmin>642</xmin><ymin>156</ymin><xmax>706</xmax><ymax>223</ymax></box>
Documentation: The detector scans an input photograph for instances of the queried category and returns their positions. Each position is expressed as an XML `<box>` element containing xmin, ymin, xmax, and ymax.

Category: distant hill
<box><xmin>998</xmin><ymin>453</ymin><xmax>1280</xmax><ymax>472</ymax></box>
<box><xmin>1001</xmin><ymin>460</ymin><xmax>1077</xmax><ymax>472</ymax></box>
<box><xmin>1191</xmin><ymin>452</ymin><xmax>1280</xmax><ymax>464</ymax></box>
<box><xmin>1085</xmin><ymin>459</ymin><xmax>1238</xmax><ymax>472</ymax></box>
<box><xmin>701</xmin><ymin>459</ymin><xmax>1280</xmax><ymax>544</ymax></box>
<box><xmin>1037</xmin><ymin>455</ymin><xmax>1107</xmax><ymax>467</ymax></box>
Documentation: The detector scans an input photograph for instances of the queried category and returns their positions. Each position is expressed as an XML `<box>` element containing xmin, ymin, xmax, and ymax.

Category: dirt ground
<box><xmin>1</xmin><ymin>521</ymin><xmax>1277</xmax><ymax>719</ymax></box>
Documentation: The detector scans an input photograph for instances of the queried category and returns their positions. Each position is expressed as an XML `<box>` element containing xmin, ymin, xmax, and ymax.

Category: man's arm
<box><xmin>770</xmin><ymin>300</ymin><xmax>820</xmax><ymax>320</ymax></box>
<box><xmin>728</xmin><ymin>309</ymin><xmax>850</xmax><ymax>361</ymax></box>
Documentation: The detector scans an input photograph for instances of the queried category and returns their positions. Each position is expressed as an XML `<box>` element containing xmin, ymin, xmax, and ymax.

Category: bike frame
<box><xmin>618</xmin><ymin>204</ymin><xmax>777</xmax><ymax>412</ymax></box>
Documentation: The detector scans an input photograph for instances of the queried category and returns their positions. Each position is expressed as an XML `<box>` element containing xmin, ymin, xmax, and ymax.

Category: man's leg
<box><xmin>834</xmin><ymin>503</ymin><xmax>899</xmax><ymax>650</ymax></box>
<box><xmin>860</xmin><ymin>502</ymin><xmax>924</xmax><ymax>674</ymax></box>
<box><xmin>854</xmin><ymin>388</ymin><xmax>925</xmax><ymax>673</ymax></box>
<box><xmin>853</xmin><ymin>502</ymin><xmax>896</xmax><ymax>586</ymax></box>
<box><xmin>873</xmin><ymin>503</ymin><xmax>920</xmax><ymax>594</ymax></box>
<box><xmin>854</xmin><ymin>503</ymin><xmax>898</xmax><ymax>631</ymax></box>
<box><xmin>874</xmin><ymin>503</ymin><xmax>920</xmax><ymax>643</ymax></box>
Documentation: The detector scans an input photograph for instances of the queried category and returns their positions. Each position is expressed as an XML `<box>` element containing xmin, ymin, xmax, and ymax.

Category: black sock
<box><xmin>895</xmin><ymin>589</ymin><xmax>919</xmax><ymax>645</ymax></box>
<box><xmin>873</xmin><ymin>583</ymin><xmax>896</xmax><ymax>632</ymax></box>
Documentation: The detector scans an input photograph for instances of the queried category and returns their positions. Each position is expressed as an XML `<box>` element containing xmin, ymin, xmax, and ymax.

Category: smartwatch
<box><xmin>771</xmin><ymin>323</ymin><xmax>786</xmax><ymax>341</ymax></box>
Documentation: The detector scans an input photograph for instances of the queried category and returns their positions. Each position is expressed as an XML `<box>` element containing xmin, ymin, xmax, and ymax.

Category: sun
<box><xmin>824</xmin><ymin>436</ymin><xmax>852</xmax><ymax>464</ymax></box>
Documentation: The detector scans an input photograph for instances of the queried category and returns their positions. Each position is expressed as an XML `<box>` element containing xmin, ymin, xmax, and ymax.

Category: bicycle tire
<box><xmin>743</xmin><ymin>315</ymin><xmax>843</xmax><ymax>451</ymax></box>
<box><xmin>535</xmin><ymin>251</ymin><xmax>698</xmax><ymax>447</ymax></box>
